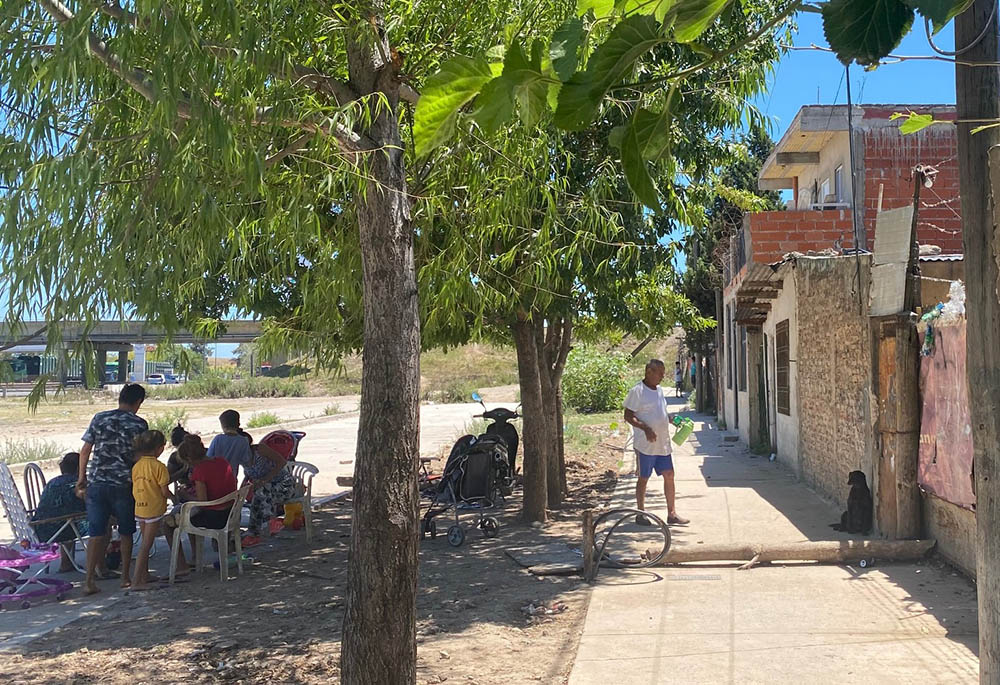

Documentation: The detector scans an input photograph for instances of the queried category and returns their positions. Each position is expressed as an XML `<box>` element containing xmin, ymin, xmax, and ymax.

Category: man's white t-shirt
<box><xmin>623</xmin><ymin>381</ymin><xmax>672</xmax><ymax>456</ymax></box>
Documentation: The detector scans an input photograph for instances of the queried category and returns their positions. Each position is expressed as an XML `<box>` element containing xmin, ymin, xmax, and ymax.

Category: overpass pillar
<box><xmin>132</xmin><ymin>344</ymin><xmax>146</xmax><ymax>382</ymax></box>
<box><xmin>117</xmin><ymin>350</ymin><xmax>128</xmax><ymax>383</ymax></box>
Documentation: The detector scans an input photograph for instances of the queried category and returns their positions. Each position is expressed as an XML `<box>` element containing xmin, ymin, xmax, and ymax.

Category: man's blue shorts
<box><xmin>637</xmin><ymin>452</ymin><xmax>674</xmax><ymax>478</ymax></box>
<box><xmin>85</xmin><ymin>482</ymin><xmax>136</xmax><ymax>536</ymax></box>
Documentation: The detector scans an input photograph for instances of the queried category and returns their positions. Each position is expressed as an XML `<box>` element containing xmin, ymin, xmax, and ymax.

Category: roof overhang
<box><xmin>758</xmin><ymin>105</ymin><xmax>860</xmax><ymax>191</ymax></box>
<box><xmin>733</xmin><ymin>261</ymin><xmax>792</xmax><ymax>325</ymax></box>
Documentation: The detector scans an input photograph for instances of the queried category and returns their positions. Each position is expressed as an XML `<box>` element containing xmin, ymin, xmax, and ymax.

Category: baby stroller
<box><xmin>420</xmin><ymin>433</ymin><xmax>513</xmax><ymax>547</ymax></box>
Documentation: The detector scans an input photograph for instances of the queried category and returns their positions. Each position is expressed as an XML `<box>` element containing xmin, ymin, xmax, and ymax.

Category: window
<box><xmin>834</xmin><ymin>165</ymin><xmax>844</xmax><ymax>203</ymax></box>
<box><xmin>776</xmin><ymin>320</ymin><xmax>790</xmax><ymax>415</ymax></box>
<box><xmin>738</xmin><ymin>325</ymin><xmax>747</xmax><ymax>392</ymax></box>
<box><xmin>820</xmin><ymin>178</ymin><xmax>831</xmax><ymax>203</ymax></box>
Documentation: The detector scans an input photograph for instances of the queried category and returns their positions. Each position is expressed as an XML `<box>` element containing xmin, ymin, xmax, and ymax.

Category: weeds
<box><xmin>147</xmin><ymin>407</ymin><xmax>190</xmax><ymax>434</ymax></box>
<box><xmin>148</xmin><ymin>377</ymin><xmax>307</xmax><ymax>400</ymax></box>
<box><xmin>323</xmin><ymin>404</ymin><xmax>342</xmax><ymax>416</ymax></box>
<box><xmin>247</xmin><ymin>411</ymin><xmax>281</xmax><ymax>428</ymax></box>
<box><xmin>0</xmin><ymin>438</ymin><xmax>66</xmax><ymax>465</ymax></box>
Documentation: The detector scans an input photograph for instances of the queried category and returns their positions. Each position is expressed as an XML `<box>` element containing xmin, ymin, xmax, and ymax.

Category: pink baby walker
<box><xmin>0</xmin><ymin>543</ymin><xmax>73</xmax><ymax>610</ymax></box>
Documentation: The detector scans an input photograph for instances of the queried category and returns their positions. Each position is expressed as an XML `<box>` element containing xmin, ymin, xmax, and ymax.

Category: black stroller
<box><xmin>420</xmin><ymin>432</ymin><xmax>513</xmax><ymax>547</ymax></box>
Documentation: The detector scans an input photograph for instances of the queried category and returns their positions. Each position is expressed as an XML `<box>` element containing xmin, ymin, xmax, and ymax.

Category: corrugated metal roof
<box><xmin>919</xmin><ymin>254</ymin><xmax>964</xmax><ymax>262</ymax></box>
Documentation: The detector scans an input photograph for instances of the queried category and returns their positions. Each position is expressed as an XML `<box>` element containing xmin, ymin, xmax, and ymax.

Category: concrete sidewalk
<box><xmin>569</xmin><ymin>403</ymin><xmax>979</xmax><ymax>685</ymax></box>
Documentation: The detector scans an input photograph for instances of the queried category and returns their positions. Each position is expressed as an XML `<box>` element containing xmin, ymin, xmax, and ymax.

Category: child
<box><xmin>131</xmin><ymin>430</ymin><xmax>170</xmax><ymax>590</ymax></box>
<box><xmin>207</xmin><ymin>409</ymin><xmax>254</xmax><ymax>479</ymax></box>
<box><xmin>673</xmin><ymin>361</ymin><xmax>683</xmax><ymax>398</ymax></box>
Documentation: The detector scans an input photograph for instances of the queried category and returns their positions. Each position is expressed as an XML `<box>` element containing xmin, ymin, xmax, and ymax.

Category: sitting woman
<box><xmin>31</xmin><ymin>452</ymin><xmax>88</xmax><ymax>572</ymax></box>
<box><xmin>167</xmin><ymin>434</ymin><xmax>238</xmax><ymax>574</ymax></box>
<box><xmin>238</xmin><ymin>430</ymin><xmax>297</xmax><ymax>547</ymax></box>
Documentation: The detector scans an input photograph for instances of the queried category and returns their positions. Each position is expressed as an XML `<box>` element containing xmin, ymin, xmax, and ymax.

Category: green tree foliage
<box><xmin>562</xmin><ymin>346</ymin><xmax>630</xmax><ymax>411</ymax></box>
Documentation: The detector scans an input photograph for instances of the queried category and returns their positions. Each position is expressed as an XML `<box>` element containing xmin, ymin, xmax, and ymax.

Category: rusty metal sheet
<box><xmin>918</xmin><ymin>322</ymin><xmax>975</xmax><ymax>510</ymax></box>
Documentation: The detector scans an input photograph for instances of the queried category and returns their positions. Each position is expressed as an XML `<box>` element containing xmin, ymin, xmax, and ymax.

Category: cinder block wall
<box><xmin>794</xmin><ymin>256</ymin><xmax>875</xmax><ymax>508</ymax></box>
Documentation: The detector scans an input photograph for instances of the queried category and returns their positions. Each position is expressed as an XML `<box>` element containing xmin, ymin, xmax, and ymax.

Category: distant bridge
<box><xmin>0</xmin><ymin>320</ymin><xmax>263</xmax><ymax>350</ymax></box>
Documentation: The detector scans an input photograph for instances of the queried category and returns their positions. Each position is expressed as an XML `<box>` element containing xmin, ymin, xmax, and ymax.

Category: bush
<box><xmin>423</xmin><ymin>378</ymin><xmax>479</xmax><ymax>404</ymax></box>
<box><xmin>562</xmin><ymin>347</ymin><xmax>630</xmax><ymax>413</ymax></box>
<box><xmin>0</xmin><ymin>438</ymin><xmax>65</xmax><ymax>465</ymax></box>
<box><xmin>247</xmin><ymin>411</ymin><xmax>281</xmax><ymax>428</ymax></box>
<box><xmin>148</xmin><ymin>376</ymin><xmax>308</xmax><ymax>400</ymax></box>
<box><xmin>147</xmin><ymin>407</ymin><xmax>190</xmax><ymax>434</ymax></box>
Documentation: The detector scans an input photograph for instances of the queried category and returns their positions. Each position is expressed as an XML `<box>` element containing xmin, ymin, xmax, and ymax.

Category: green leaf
<box><xmin>632</xmin><ymin>92</ymin><xmax>676</xmax><ymax>159</ymax></box>
<box><xmin>674</xmin><ymin>0</ymin><xmax>732</xmax><ymax>43</ymax></box>
<box><xmin>621</xmin><ymin>116</ymin><xmax>660</xmax><ymax>209</ymax></box>
<box><xmin>905</xmin><ymin>0</ymin><xmax>974</xmax><ymax>32</ymax></box>
<box><xmin>822</xmin><ymin>0</ymin><xmax>914</xmax><ymax>66</ymax></box>
<box><xmin>550</xmin><ymin>17</ymin><xmax>585</xmax><ymax>82</ymax></box>
<box><xmin>578</xmin><ymin>0</ymin><xmax>616</xmax><ymax>18</ymax></box>
<box><xmin>471</xmin><ymin>77</ymin><xmax>515</xmax><ymax>135</ymax></box>
<box><xmin>555</xmin><ymin>15</ymin><xmax>664</xmax><ymax>130</ymax></box>
<box><xmin>414</xmin><ymin>56</ymin><xmax>494</xmax><ymax>157</ymax></box>
<box><xmin>890</xmin><ymin>111</ymin><xmax>949</xmax><ymax>134</ymax></box>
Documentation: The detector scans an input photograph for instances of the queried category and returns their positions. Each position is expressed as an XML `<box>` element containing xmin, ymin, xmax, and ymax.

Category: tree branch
<box><xmin>37</xmin><ymin>0</ymin><xmax>372</xmax><ymax>154</ymax></box>
<box><xmin>0</xmin><ymin>324</ymin><xmax>49</xmax><ymax>353</ymax></box>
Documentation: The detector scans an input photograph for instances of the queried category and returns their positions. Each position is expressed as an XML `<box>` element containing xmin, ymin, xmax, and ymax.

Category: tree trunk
<box><xmin>538</xmin><ymin>316</ymin><xmax>573</xmax><ymax>504</ymax></box>
<box><xmin>340</xmin><ymin>27</ymin><xmax>421</xmax><ymax>685</ymax></box>
<box><xmin>956</xmin><ymin>2</ymin><xmax>1000</xmax><ymax>681</ymax></box>
<box><xmin>695</xmin><ymin>352</ymin><xmax>705</xmax><ymax>413</ymax></box>
<box><xmin>535</xmin><ymin>318</ymin><xmax>561</xmax><ymax>509</ymax></box>
<box><xmin>513</xmin><ymin>314</ymin><xmax>548</xmax><ymax>523</ymax></box>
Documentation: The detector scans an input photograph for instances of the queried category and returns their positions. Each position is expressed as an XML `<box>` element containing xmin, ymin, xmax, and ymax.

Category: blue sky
<box><xmin>669</xmin><ymin>10</ymin><xmax>958</xmax><ymax>273</ymax></box>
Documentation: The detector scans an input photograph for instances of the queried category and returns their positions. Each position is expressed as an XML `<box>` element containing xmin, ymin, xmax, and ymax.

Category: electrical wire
<box><xmin>925</xmin><ymin>6</ymin><xmax>997</xmax><ymax>57</ymax></box>
<box><xmin>587</xmin><ymin>508</ymin><xmax>672</xmax><ymax>579</ymax></box>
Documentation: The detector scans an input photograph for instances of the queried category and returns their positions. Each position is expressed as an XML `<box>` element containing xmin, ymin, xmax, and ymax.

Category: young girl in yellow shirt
<box><xmin>131</xmin><ymin>430</ymin><xmax>170</xmax><ymax>590</ymax></box>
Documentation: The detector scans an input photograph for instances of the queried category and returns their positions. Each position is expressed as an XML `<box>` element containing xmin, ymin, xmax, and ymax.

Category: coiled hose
<box><xmin>588</xmin><ymin>508</ymin><xmax>671</xmax><ymax>579</ymax></box>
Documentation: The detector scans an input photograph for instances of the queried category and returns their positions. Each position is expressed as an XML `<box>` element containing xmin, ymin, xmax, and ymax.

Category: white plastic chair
<box><xmin>288</xmin><ymin>461</ymin><xmax>318</xmax><ymax>542</ymax></box>
<box><xmin>169</xmin><ymin>483</ymin><xmax>251</xmax><ymax>583</ymax></box>
<box><xmin>0</xmin><ymin>463</ymin><xmax>86</xmax><ymax>572</ymax></box>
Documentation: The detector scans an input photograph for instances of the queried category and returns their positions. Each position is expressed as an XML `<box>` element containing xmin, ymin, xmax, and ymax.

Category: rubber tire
<box><xmin>21</xmin><ymin>601</ymin><xmax>30</xmax><ymax>610</ymax></box>
<box><xmin>447</xmin><ymin>525</ymin><xmax>466</xmax><ymax>547</ymax></box>
<box><xmin>486</xmin><ymin>423</ymin><xmax>519</xmax><ymax>475</ymax></box>
<box><xmin>481</xmin><ymin>517</ymin><xmax>500</xmax><ymax>538</ymax></box>
<box><xmin>429</xmin><ymin>520</ymin><xmax>438</xmax><ymax>538</ymax></box>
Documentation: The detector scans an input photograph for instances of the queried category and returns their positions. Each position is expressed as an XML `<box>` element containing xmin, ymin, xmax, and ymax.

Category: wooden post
<box><xmin>582</xmin><ymin>509</ymin><xmax>595</xmax><ymax>582</ymax></box>
<box><xmin>715</xmin><ymin>289</ymin><xmax>726</xmax><ymax>426</ymax></box>
<box><xmin>961</xmin><ymin>1</ymin><xmax>1000</xmax><ymax>676</ymax></box>
<box><xmin>873</xmin><ymin>315</ymin><xmax>921</xmax><ymax>539</ymax></box>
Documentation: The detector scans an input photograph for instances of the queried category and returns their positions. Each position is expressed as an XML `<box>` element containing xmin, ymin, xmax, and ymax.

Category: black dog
<box><xmin>830</xmin><ymin>470</ymin><xmax>873</xmax><ymax>534</ymax></box>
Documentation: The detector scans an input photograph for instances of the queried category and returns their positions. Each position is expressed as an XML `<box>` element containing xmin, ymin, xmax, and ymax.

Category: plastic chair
<box><xmin>169</xmin><ymin>483</ymin><xmax>251</xmax><ymax>584</ymax></box>
<box><xmin>22</xmin><ymin>463</ymin><xmax>46</xmax><ymax>515</ymax></box>
<box><xmin>288</xmin><ymin>461</ymin><xmax>318</xmax><ymax>542</ymax></box>
<box><xmin>0</xmin><ymin>463</ymin><xmax>86</xmax><ymax>573</ymax></box>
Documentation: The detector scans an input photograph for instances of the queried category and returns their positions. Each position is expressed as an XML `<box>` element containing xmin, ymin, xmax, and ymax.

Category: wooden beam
<box><xmin>743</xmin><ymin>280</ymin><xmax>782</xmax><ymax>290</ymax></box>
<box><xmin>776</xmin><ymin>151</ymin><xmax>821</xmax><ymax>165</ymax></box>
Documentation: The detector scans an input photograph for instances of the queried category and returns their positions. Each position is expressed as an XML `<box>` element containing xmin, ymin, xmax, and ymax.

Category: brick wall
<box><xmin>747</xmin><ymin>210</ymin><xmax>855</xmax><ymax>264</ymax></box>
<box><xmin>794</xmin><ymin>256</ymin><xmax>875</xmax><ymax>508</ymax></box>
<box><xmin>861</xmin><ymin>120</ymin><xmax>963</xmax><ymax>254</ymax></box>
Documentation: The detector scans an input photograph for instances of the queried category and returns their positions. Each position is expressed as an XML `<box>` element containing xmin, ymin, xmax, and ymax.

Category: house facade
<box><xmin>717</xmin><ymin>104</ymin><xmax>974</xmax><ymax>573</ymax></box>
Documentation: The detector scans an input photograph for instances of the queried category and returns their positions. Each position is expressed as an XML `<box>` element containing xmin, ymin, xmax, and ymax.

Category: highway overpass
<box><xmin>0</xmin><ymin>320</ymin><xmax>263</xmax><ymax>349</ymax></box>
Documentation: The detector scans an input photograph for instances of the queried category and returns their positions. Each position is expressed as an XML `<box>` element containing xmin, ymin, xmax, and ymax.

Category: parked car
<box><xmin>164</xmin><ymin>373</ymin><xmax>179</xmax><ymax>384</ymax></box>
<box><xmin>146</xmin><ymin>373</ymin><xmax>166</xmax><ymax>385</ymax></box>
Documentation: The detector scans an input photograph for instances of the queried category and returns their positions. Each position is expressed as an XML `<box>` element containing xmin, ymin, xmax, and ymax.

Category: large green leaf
<box><xmin>554</xmin><ymin>15</ymin><xmax>664</xmax><ymax>130</ymax></box>
<box><xmin>471</xmin><ymin>77</ymin><xmax>515</xmax><ymax>135</ymax></box>
<box><xmin>578</xmin><ymin>0</ymin><xmax>616</xmax><ymax>18</ymax></box>
<box><xmin>620</xmin><ymin>117</ymin><xmax>660</xmax><ymax>209</ymax></box>
<box><xmin>622</xmin><ymin>0</ymin><xmax>676</xmax><ymax>22</ymax></box>
<box><xmin>674</xmin><ymin>0</ymin><xmax>731</xmax><ymax>42</ymax></box>
<box><xmin>905</xmin><ymin>0</ymin><xmax>974</xmax><ymax>33</ymax></box>
<box><xmin>822</xmin><ymin>0</ymin><xmax>914</xmax><ymax>66</ymax></box>
<box><xmin>632</xmin><ymin>92</ymin><xmax>677</xmax><ymax>159</ymax></box>
<box><xmin>414</xmin><ymin>56</ymin><xmax>495</xmax><ymax>157</ymax></box>
<box><xmin>550</xmin><ymin>17</ymin><xmax>585</xmax><ymax>81</ymax></box>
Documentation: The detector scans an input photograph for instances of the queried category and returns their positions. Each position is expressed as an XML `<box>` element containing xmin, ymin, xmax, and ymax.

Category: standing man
<box><xmin>75</xmin><ymin>383</ymin><xmax>148</xmax><ymax>594</ymax></box>
<box><xmin>624</xmin><ymin>359</ymin><xmax>689</xmax><ymax>526</ymax></box>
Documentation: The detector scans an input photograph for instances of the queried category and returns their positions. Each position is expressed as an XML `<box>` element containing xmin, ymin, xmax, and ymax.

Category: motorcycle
<box><xmin>471</xmin><ymin>392</ymin><xmax>520</xmax><ymax>477</ymax></box>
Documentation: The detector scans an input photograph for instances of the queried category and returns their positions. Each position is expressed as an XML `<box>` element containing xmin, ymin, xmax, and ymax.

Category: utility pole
<box><xmin>955</xmin><ymin>1</ymin><xmax>1000</xmax><ymax>680</ymax></box>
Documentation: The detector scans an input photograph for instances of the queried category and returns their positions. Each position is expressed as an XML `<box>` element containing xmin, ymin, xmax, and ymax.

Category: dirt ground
<box><xmin>1</xmin><ymin>422</ymin><xmax>625</xmax><ymax>685</ymax></box>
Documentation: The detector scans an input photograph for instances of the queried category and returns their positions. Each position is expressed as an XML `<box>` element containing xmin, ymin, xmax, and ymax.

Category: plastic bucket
<box><xmin>672</xmin><ymin>418</ymin><xmax>694</xmax><ymax>445</ymax></box>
